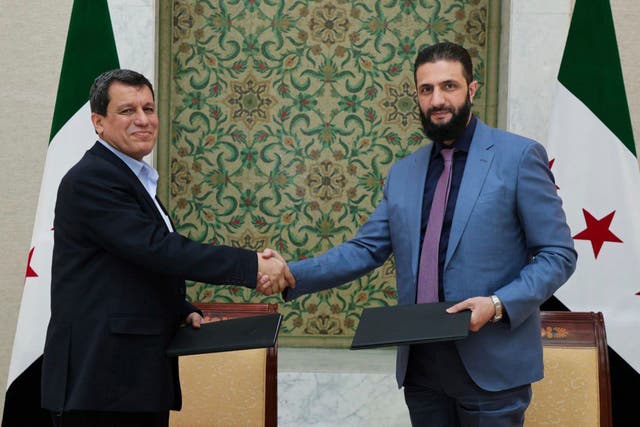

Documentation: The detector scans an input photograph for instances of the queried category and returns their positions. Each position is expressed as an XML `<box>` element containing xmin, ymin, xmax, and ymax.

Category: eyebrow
<box><xmin>418</xmin><ymin>79</ymin><xmax>460</xmax><ymax>88</ymax></box>
<box><xmin>112</xmin><ymin>101</ymin><xmax>155</xmax><ymax>110</ymax></box>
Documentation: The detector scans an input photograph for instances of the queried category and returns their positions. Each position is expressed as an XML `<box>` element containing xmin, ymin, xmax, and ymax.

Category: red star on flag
<box><xmin>573</xmin><ymin>209</ymin><xmax>622</xmax><ymax>258</ymax></box>
<box><xmin>548</xmin><ymin>159</ymin><xmax>559</xmax><ymax>189</ymax></box>
<box><xmin>25</xmin><ymin>247</ymin><xmax>38</xmax><ymax>278</ymax></box>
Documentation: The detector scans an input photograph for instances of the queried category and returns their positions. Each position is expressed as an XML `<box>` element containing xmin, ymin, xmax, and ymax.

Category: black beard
<box><xmin>420</xmin><ymin>95</ymin><xmax>472</xmax><ymax>143</ymax></box>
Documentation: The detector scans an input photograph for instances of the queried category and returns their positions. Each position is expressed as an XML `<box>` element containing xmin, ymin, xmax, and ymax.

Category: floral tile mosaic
<box><xmin>159</xmin><ymin>0</ymin><xmax>499</xmax><ymax>345</ymax></box>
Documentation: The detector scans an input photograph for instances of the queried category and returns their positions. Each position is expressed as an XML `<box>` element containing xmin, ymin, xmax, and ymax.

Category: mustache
<box><xmin>426</xmin><ymin>106</ymin><xmax>455</xmax><ymax>116</ymax></box>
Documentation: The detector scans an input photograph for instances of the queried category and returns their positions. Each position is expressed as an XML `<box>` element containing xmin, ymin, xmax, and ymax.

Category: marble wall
<box><xmin>278</xmin><ymin>348</ymin><xmax>410</xmax><ymax>426</ymax></box>
<box><xmin>108</xmin><ymin>0</ymin><xmax>156</xmax><ymax>82</ymax></box>
<box><xmin>499</xmin><ymin>0</ymin><xmax>573</xmax><ymax>143</ymax></box>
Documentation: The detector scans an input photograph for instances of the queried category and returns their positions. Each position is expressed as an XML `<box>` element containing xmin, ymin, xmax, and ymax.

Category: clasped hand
<box><xmin>256</xmin><ymin>249</ymin><xmax>295</xmax><ymax>296</ymax></box>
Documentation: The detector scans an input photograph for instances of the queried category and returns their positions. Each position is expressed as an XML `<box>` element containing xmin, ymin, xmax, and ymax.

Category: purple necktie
<box><xmin>417</xmin><ymin>148</ymin><xmax>455</xmax><ymax>303</ymax></box>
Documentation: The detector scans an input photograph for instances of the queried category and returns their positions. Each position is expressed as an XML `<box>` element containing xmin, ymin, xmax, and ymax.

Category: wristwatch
<box><xmin>490</xmin><ymin>295</ymin><xmax>503</xmax><ymax>323</ymax></box>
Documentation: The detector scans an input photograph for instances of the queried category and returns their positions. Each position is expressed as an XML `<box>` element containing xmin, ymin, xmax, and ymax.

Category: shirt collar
<box><xmin>97</xmin><ymin>139</ymin><xmax>158</xmax><ymax>183</ymax></box>
<box><xmin>432</xmin><ymin>115</ymin><xmax>478</xmax><ymax>158</ymax></box>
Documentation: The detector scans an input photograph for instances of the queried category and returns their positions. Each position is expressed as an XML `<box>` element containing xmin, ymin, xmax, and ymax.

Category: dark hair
<box><xmin>413</xmin><ymin>42</ymin><xmax>473</xmax><ymax>85</ymax></box>
<box><xmin>89</xmin><ymin>69</ymin><xmax>154</xmax><ymax>115</ymax></box>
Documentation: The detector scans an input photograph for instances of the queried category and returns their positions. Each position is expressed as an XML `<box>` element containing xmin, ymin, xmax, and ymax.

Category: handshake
<box><xmin>255</xmin><ymin>249</ymin><xmax>295</xmax><ymax>296</ymax></box>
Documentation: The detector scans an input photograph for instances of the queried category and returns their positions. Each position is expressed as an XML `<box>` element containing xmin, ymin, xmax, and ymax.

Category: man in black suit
<box><xmin>41</xmin><ymin>69</ymin><xmax>293</xmax><ymax>427</ymax></box>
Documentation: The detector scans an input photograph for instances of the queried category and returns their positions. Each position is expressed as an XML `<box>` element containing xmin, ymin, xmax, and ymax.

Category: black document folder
<box><xmin>166</xmin><ymin>313</ymin><xmax>282</xmax><ymax>357</ymax></box>
<box><xmin>351</xmin><ymin>302</ymin><xmax>471</xmax><ymax>349</ymax></box>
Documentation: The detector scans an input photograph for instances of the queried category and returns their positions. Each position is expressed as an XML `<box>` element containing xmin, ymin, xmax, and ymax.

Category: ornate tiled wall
<box><xmin>158</xmin><ymin>0</ymin><xmax>500</xmax><ymax>346</ymax></box>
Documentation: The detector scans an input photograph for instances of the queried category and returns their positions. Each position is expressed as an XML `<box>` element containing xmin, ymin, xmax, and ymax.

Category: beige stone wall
<box><xmin>0</xmin><ymin>0</ymin><xmax>639</xmax><ymax>419</ymax></box>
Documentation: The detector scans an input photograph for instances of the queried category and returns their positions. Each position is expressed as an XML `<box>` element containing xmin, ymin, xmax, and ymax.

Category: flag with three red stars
<box><xmin>546</xmin><ymin>0</ymin><xmax>640</xmax><ymax>420</ymax></box>
<box><xmin>3</xmin><ymin>1</ymin><xmax>119</xmax><ymax>425</ymax></box>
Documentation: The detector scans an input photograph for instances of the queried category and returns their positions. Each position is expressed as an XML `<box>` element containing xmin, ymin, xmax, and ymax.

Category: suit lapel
<box><xmin>445</xmin><ymin>121</ymin><xmax>495</xmax><ymax>266</ymax></box>
<box><xmin>404</xmin><ymin>144</ymin><xmax>433</xmax><ymax>281</ymax></box>
<box><xmin>90</xmin><ymin>143</ymin><xmax>167</xmax><ymax>225</ymax></box>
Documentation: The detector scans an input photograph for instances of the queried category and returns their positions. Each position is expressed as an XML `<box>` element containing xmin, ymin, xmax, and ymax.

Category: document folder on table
<box><xmin>351</xmin><ymin>302</ymin><xmax>471</xmax><ymax>349</ymax></box>
<box><xmin>167</xmin><ymin>313</ymin><xmax>282</xmax><ymax>357</ymax></box>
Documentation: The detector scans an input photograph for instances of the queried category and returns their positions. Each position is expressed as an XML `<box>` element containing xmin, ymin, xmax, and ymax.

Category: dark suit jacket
<box><xmin>41</xmin><ymin>142</ymin><xmax>257</xmax><ymax>412</ymax></box>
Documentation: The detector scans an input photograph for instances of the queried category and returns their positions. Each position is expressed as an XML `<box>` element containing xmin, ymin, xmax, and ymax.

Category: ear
<box><xmin>468</xmin><ymin>80</ymin><xmax>479</xmax><ymax>103</ymax></box>
<box><xmin>91</xmin><ymin>112</ymin><xmax>104</xmax><ymax>136</ymax></box>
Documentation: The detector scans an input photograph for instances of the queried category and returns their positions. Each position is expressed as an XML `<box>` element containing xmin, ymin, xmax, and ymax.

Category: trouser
<box><xmin>403</xmin><ymin>341</ymin><xmax>531</xmax><ymax>427</ymax></box>
<box><xmin>50</xmin><ymin>410</ymin><xmax>169</xmax><ymax>427</ymax></box>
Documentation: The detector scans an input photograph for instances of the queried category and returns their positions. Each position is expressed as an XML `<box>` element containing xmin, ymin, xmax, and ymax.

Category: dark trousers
<box><xmin>403</xmin><ymin>342</ymin><xmax>531</xmax><ymax>427</ymax></box>
<box><xmin>50</xmin><ymin>410</ymin><xmax>169</xmax><ymax>427</ymax></box>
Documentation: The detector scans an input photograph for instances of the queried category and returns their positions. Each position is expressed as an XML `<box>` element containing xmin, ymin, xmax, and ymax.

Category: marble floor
<box><xmin>278</xmin><ymin>347</ymin><xmax>411</xmax><ymax>427</ymax></box>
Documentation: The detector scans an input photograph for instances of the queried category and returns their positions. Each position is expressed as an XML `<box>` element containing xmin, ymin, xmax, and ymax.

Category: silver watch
<box><xmin>490</xmin><ymin>295</ymin><xmax>503</xmax><ymax>322</ymax></box>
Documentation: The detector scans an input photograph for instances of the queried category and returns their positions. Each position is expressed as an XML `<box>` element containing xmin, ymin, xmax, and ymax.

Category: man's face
<box><xmin>91</xmin><ymin>82</ymin><xmax>158</xmax><ymax>160</ymax></box>
<box><xmin>415</xmin><ymin>60</ymin><xmax>478</xmax><ymax>144</ymax></box>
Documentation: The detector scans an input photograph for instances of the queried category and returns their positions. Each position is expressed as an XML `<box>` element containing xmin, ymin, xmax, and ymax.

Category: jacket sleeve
<box><xmin>494</xmin><ymin>142</ymin><xmax>577</xmax><ymax>329</ymax></box>
<box><xmin>57</xmin><ymin>165</ymin><xmax>257</xmax><ymax>288</ymax></box>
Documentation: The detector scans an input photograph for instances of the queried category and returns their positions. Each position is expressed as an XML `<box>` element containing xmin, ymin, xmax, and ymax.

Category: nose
<box><xmin>431</xmin><ymin>87</ymin><xmax>445</xmax><ymax>107</ymax></box>
<box><xmin>133</xmin><ymin>108</ymin><xmax>149</xmax><ymax>126</ymax></box>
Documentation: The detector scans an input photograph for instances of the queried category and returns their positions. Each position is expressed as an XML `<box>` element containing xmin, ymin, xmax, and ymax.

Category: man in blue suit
<box><xmin>267</xmin><ymin>42</ymin><xmax>577</xmax><ymax>426</ymax></box>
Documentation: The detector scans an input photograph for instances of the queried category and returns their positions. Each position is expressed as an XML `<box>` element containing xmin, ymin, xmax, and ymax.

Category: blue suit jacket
<box><xmin>285</xmin><ymin>120</ymin><xmax>577</xmax><ymax>391</ymax></box>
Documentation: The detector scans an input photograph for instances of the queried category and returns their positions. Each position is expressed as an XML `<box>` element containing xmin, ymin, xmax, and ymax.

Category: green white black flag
<box><xmin>546</xmin><ymin>0</ymin><xmax>640</xmax><ymax>375</ymax></box>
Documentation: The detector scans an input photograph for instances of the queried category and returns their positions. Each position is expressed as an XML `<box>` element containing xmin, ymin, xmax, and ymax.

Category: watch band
<box><xmin>490</xmin><ymin>295</ymin><xmax>503</xmax><ymax>322</ymax></box>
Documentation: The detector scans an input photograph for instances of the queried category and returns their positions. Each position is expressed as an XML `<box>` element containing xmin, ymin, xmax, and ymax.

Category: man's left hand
<box><xmin>185</xmin><ymin>312</ymin><xmax>203</xmax><ymax>329</ymax></box>
<box><xmin>446</xmin><ymin>297</ymin><xmax>495</xmax><ymax>332</ymax></box>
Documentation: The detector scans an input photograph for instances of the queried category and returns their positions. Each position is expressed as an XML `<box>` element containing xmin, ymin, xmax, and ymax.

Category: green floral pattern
<box><xmin>162</xmin><ymin>0</ymin><xmax>498</xmax><ymax>345</ymax></box>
